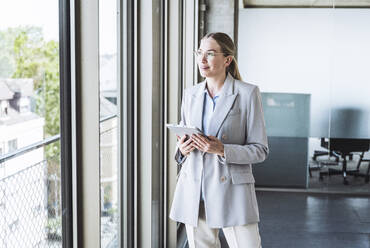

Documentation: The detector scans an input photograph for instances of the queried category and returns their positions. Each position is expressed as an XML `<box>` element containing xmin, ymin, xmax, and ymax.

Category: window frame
<box><xmin>59</xmin><ymin>0</ymin><xmax>74</xmax><ymax>247</ymax></box>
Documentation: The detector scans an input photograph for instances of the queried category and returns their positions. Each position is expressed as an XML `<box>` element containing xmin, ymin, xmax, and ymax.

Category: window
<box><xmin>0</xmin><ymin>100</ymin><xmax>9</xmax><ymax>118</ymax></box>
<box><xmin>19</xmin><ymin>97</ymin><xmax>31</xmax><ymax>114</ymax></box>
<box><xmin>0</xmin><ymin>0</ymin><xmax>63</xmax><ymax>247</ymax></box>
<box><xmin>99</xmin><ymin>0</ymin><xmax>120</xmax><ymax>246</ymax></box>
<box><xmin>7</xmin><ymin>139</ymin><xmax>17</xmax><ymax>153</ymax></box>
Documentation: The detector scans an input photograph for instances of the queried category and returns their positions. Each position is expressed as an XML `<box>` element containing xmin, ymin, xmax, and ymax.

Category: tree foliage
<box><xmin>0</xmin><ymin>26</ymin><xmax>60</xmax><ymax>164</ymax></box>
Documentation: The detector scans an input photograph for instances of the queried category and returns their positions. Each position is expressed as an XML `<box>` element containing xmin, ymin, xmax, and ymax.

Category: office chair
<box><xmin>355</xmin><ymin>151</ymin><xmax>370</xmax><ymax>183</ymax></box>
<box><xmin>312</xmin><ymin>138</ymin><xmax>340</xmax><ymax>162</ymax></box>
<box><xmin>309</xmin><ymin>138</ymin><xmax>339</xmax><ymax>178</ymax></box>
<box><xmin>318</xmin><ymin>138</ymin><xmax>370</xmax><ymax>185</ymax></box>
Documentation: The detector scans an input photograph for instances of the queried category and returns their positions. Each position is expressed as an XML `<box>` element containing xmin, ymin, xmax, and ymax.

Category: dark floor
<box><xmin>208</xmin><ymin>192</ymin><xmax>370</xmax><ymax>248</ymax></box>
<box><xmin>255</xmin><ymin>191</ymin><xmax>370</xmax><ymax>248</ymax></box>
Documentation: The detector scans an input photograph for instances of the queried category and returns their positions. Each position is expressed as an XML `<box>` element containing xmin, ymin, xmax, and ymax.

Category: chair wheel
<box><xmin>343</xmin><ymin>179</ymin><xmax>349</xmax><ymax>185</ymax></box>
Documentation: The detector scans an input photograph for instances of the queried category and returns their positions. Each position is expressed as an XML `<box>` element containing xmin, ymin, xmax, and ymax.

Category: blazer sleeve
<box><xmin>174</xmin><ymin>91</ymin><xmax>187</xmax><ymax>166</ymax></box>
<box><xmin>218</xmin><ymin>86</ymin><xmax>269</xmax><ymax>165</ymax></box>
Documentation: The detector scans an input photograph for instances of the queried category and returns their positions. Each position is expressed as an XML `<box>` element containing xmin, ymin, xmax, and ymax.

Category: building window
<box><xmin>8</xmin><ymin>139</ymin><xmax>17</xmax><ymax>153</ymax></box>
<box><xmin>19</xmin><ymin>97</ymin><xmax>31</xmax><ymax>114</ymax></box>
<box><xmin>0</xmin><ymin>100</ymin><xmax>9</xmax><ymax>118</ymax></box>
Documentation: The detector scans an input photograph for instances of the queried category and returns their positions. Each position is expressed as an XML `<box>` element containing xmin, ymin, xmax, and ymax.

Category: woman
<box><xmin>169</xmin><ymin>32</ymin><xmax>269</xmax><ymax>248</ymax></box>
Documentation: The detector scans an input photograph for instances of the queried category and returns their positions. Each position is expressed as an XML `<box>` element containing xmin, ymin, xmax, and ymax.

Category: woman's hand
<box><xmin>191</xmin><ymin>134</ymin><xmax>224</xmax><ymax>157</ymax></box>
<box><xmin>177</xmin><ymin>135</ymin><xmax>195</xmax><ymax>156</ymax></box>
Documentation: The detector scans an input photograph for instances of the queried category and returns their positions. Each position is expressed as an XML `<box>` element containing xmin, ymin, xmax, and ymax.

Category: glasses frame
<box><xmin>194</xmin><ymin>50</ymin><xmax>226</xmax><ymax>60</ymax></box>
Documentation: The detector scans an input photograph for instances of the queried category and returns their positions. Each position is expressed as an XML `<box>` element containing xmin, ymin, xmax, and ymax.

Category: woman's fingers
<box><xmin>192</xmin><ymin>142</ymin><xmax>202</xmax><ymax>151</ymax></box>
<box><xmin>196</xmin><ymin>134</ymin><xmax>209</xmax><ymax>143</ymax></box>
<box><xmin>183</xmin><ymin>137</ymin><xmax>192</xmax><ymax>146</ymax></box>
<box><xmin>192</xmin><ymin>134</ymin><xmax>208</xmax><ymax>147</ymax></box>
<box><xmin>179</xmin><ymin>134</ymin><xmax>221</xmax><ymax>154</ymax></box>
<box><xmin>180</xmin><ymin>138</ymin><xmax>195</xmax><ymax>155</ymax></box>
<box><xmin>191</xmin><ymin>138</ymin><xmax>203</xmax><ymax>150</ymax></box>
<box><xmin>178</xmin><ymin>136</ymin><xmax>190</xmax><ymax>150</ymax></box>
<box><xmin>186</xmin><ymin>145</ymin><xmax>195</xmax><ymax>153</ymax></box>
<box><xmin>183</xmin><ymin>140</ymin><xmax>192</xmax><ymax>149</ymax></box>
<box><xmin>178</xmin><ymin>135</ymin><xmax>187</xmax><ymax>143</ymax></box>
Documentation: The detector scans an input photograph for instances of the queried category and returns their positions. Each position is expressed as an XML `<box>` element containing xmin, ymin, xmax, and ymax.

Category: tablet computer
<box><xmin>166</xmin><ymin>124</ymin><xmax>203</xmax><ymax>137</ymax></box>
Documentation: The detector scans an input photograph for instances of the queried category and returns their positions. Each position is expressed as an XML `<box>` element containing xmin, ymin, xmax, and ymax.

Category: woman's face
<box><xmin>196</xmin><ymin>37</ymin><xmax>231</xmax><ymax>79</ymax></box>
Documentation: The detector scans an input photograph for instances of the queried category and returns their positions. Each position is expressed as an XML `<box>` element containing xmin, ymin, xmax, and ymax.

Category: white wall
<box><xmin>238</xmin><ymin>8</ymin><xmax>370</xmax><ymax>138</ymax></box>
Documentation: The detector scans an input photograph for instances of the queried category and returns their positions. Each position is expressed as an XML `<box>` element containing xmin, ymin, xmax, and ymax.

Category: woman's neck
<box><xmin>206</xmin><ymin>73</ymin><xmax>227</xmax><ymax>98</ymax></box>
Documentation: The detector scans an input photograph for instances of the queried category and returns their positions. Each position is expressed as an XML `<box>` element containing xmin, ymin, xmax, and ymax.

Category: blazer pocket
<box><xmin>228</xmin><ymin>108</ymin><xmax>241</xmax><ymax>116</ymax></box>
<box><xmin>231</xmin><ymin>172</ymin><xmax>255</xmax><ymax>184</ymax></box>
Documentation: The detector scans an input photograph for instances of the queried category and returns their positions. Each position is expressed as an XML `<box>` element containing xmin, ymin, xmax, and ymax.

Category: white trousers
<box><xmin>185</xmin><ymin>202</ymin><xmax>262</xmax><ymax>248</ymax></box>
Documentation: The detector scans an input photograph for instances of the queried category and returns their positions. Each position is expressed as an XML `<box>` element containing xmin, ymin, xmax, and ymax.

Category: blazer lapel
<box><xmin>208</xmin><ymin>73</ymin><xmax>238</xmax><ymax>137</ymax></box>
<box><xmin>190</xmin><ymin>81</ymin><xmax>206</xmax><ymax>131</ymax></box>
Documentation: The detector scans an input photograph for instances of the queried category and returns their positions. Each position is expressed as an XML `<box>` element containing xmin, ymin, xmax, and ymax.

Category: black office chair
<box><xmin>318</xmin><ymin>138</ymin><xmax>370</xmax><ymax>185</ymax></box>
<box><xmin>312</xmin><ymin>138</ymin><xmax>340</xmax><ymax>162</ymax></box>
<box><xmin>355</xmin><ymin>150</ymin><xmax>370</xmax><ymax>183</ymax></box>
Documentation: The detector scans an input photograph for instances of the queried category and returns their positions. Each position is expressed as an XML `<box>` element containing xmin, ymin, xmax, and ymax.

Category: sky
<box><xmin>0</xmin><ymin>0</ymin><xmax>59</xmax><ymax>41</ymax></box>
<box><xmin>0</xmin><ymin>0</ymin><xmax>117</xmax><ymax>54</ymax></box>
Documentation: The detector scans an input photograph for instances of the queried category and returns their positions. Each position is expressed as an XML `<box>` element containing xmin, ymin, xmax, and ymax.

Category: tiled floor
<box><xmin>217</xmin><ymin>192</ymin><xmax>370</xmax><ymax>248</ymax></box>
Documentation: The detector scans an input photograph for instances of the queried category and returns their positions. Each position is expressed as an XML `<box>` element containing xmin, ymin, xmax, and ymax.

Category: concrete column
<box><xmin>203</xmin><ymin>0</ymin><xmax>239</xmax><ymax>42</ymax></box>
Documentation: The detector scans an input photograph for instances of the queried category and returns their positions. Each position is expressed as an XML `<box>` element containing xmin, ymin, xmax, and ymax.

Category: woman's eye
<box><xmin>207</xmin><ymin>52</ymin><xmax>215</xmax><ymax>57</ymax></box>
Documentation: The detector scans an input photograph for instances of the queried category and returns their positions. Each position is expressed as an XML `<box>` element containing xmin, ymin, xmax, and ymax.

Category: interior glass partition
<box><xmin>99</xmin><ymin>0</ymin><xmax>120</xmax><ymax>246</ymax></box>
<box><xmin>0</xmin><ymin>0</ymin><xmax>63</xmax><ymax>246</ymax></box>
<box><xmin>238</xmin><ymin>2</ymin><xmax>370</xmax><ymax>194</ymax></box>
<box><xmin>238</xmin><ymin>7</ymin><xmax>332</xmax><ymax>189</ymax></box>
<box><xmin>324</xmin><ymin>3</ymin><xmax>370</xmax><ymax>190</ymax></box>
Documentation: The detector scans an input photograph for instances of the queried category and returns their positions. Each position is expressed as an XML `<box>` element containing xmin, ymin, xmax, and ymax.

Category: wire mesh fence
<box><xmin>0</xmin><ymin>156</ymin><xmax>62</xmax><ymax>248</ymax></box>
<box><xmin>100</xmin><ymin>117</ymin><xmax>119</xmax><ymax>248</ymax></box>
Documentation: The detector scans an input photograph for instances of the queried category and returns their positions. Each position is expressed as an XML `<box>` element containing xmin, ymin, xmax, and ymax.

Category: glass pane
<box><xmin>238</xmin><ymin>7</ymin><xmax>332</xmax><ymax>188</ymax></box>
<box><xmin>0</xmin><ymin>0</ymin><xmax>62</xmax><ymax>247</ymax></box>
<box><xmin>326</xmin><ymin>4</ymin><xmax>370</xmax><ymax>190</ymax></box>
<box><xmin>99</xmin><ymin>0</ymin><xmax>119</xmax><ymax>246</ymax></box>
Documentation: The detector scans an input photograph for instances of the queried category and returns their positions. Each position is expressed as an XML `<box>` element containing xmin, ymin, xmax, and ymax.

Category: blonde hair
<box><xmin>202</xmin><ymin>32</ymin><xmax>242</xmax><ymax>81</ymax></box>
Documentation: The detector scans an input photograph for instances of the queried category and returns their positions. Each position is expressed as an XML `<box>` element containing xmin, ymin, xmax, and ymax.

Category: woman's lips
<box><xmin>200</xmin><ymin>66</ymin><xmax>209</xmax><ymax>70</ymax></box>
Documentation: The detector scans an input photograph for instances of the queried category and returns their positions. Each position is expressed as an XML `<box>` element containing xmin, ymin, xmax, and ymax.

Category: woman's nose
<box><xmin>201</xmin><ymin>53</ymin><xmax>207</xmax><ymax>63</ymax></box>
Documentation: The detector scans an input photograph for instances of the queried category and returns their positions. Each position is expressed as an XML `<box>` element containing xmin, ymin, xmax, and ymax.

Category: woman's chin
<box><xmin>200</xmin><ymin>70</ymin><xmax>210</xmax><ymax>77</ymax></box>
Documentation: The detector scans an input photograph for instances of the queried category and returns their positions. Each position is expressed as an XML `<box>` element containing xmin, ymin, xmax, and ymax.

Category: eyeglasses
<box><xmin>194</xmin><ymin>50</ymin><xmax>225</xmax><ymax>60</ymax></box>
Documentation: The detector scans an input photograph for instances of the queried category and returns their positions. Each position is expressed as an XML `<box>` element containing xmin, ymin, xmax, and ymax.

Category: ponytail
<box><xmin>228</xmin><ymin>57</ymin><xmax>242</xmax><ymax>81</ymax></box>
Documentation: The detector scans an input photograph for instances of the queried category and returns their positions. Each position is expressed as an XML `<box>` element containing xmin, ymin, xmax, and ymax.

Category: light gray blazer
<box><xmin>169</xmin><ymin>73</ymin><xmax>269</xmax><ymax>228</ymax></box>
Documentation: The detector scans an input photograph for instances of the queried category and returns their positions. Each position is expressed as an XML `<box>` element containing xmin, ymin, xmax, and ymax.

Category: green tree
<box><xmin>9</xmin><ymin>26</ymin><xmax>60</xmax><ymax>157</ymax></box>
<box><xmin>0</xmin><ymin>26</ymin><xmax>61</xmax><ymax>217</ymax></box>
<box><xmin>0</xmin><ymin>29</ymin><xmax>16</xmax><ymax>77</ymax></box>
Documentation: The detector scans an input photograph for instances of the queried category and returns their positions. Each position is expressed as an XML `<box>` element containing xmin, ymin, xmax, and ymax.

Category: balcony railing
<box><xmin>0</xmin><ymin>135</ymin><xmax>61</xmax><ymax>247</ymax></box>
<box><xmin>0</xmin><ymin>114</ymin><xmax>118</xmax><ymax>248</ymax></box>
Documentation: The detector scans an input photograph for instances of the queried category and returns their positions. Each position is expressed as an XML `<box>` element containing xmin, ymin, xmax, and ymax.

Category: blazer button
<box><xmin>220</xmin><ymin>176</ymin><xmax>226</xmax><ymax>182</ymax></box>
<box><xmin>222</xmin><ymin>134</ymin><xmax>227</xmax><ymax>140</ymax></box>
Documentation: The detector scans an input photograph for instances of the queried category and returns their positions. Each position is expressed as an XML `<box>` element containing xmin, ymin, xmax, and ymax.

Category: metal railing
<box><xmin>0</xmin><ymin>137</ymin><xmax>62</xmax><ymax>248</ymax></box>
<box><xmin>0</xmin><ymin>114</ymin><xmax>118</xmax><ymax>248</ymax></box>
<box><xmin>0</xmin><ymin>114</ymin><xmax>116</xmax><ymax>164</ymax></box>
<box><xmin>0</xmin><ymin>135</ymin><xmax>60</xmax><ymax>164</ymax></box>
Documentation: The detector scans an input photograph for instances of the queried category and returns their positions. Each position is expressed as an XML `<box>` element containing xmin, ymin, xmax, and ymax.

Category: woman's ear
<box><xmin>225</xmin><ymin>56</ymin><xmax>233</xmax><ymax>67</ymax></box>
